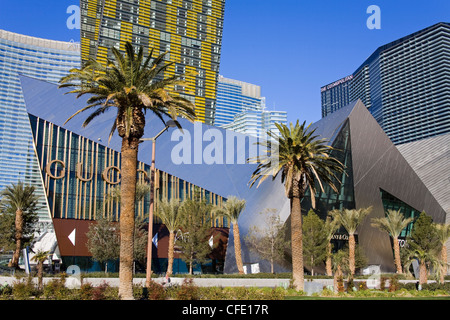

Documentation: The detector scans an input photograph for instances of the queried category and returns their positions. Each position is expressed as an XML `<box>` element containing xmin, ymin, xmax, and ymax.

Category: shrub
<box><xmin>0</xmin><ymin>283</ymin><xmax>12</xmax><ymax>297</ymax></box>
<box><xmin>78</xmin><ymin>282</ymin><xmax>94</xmax><ymax>300</ymax></box>
<box><xmin>175</xmin><ymin>278</ymin><xmax>199</xmax><ymax>300</ymax></box>
<box><xmin>145</xmin><ymin>280</ymin><xmax>167</xmax><ymax>300</ymax></box>
<box><xmin>388</xmin><ymin>275</ymin><xmax>399</xmax><ymax>292</ymax></box>
<box><xmin>12</xmin><ymin>277</ymin><xmax>38</xmax><ymax>300</ymax></box>
<box><xmin>43</xmin><ymin>277</ymin><xmax>69</xmax><ymax>300</ymax></box>
<box><xmin>91</xmin><ymin>281</ymin><xmax>118</xmax><ymax>300</ymax></box>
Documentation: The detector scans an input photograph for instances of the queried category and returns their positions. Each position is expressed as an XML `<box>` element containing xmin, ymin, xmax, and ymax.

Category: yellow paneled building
<box><xmin>80</xmin><ymin>0</ymin><xmax>226</xmax><ymax>125</ymax></box>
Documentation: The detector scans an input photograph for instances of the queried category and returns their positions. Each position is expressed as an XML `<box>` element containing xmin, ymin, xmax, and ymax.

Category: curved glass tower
<box><xmin>0</xmin><ymin>30</ymin><xmax>80</xmax><ymax>224</ymax></box>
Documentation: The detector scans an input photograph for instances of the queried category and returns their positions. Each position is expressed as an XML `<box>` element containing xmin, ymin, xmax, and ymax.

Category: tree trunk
<box><xmin>167</xmin><ymin>231</ymin><xmax>175</xmax><ymax>276</ymax></box>
<box><xmin>326</xmin><ymin>242</ymin><xmax>333</xmax><ymax>276</ymax></box>
<box><xmin>37</xmin><ymin>262</ymin><xmax>43</xmax><ymax>291</ymax></box>
<box><xmin>334</xmin><ymin>265</ymin><xmax>342</xmax><ymax>293</ymax></box>
<box><xmin>348</xmin><ymin>233</ymin><xmax>355</xmax><ymax>275</ymax></box>
<box><xmin>290</xmin><ymin>196</ymin><xmax>304</xmax><ymax>291</ymax></box>
<box><xmin>233</xmin><ymin>223</ymin><xmax>245</xmax><ymax>274</ymax></box>
<box><xmin>419</xmin><ymin>260</ymin><xmax>427</xmax><ymax>285</ymax></box>
<box><xmin>440</xmin><ymin>245</ymin><xmax>447</xmax><ymax>284</ymax></box>
<box><xmin>9</xmin><ymin>209</ymin><xmax>24</xmax><ymax>269</ymax></box>
<box><xmin>393</xmin><ymin>236</ymin><xmax>402</xmax><ymax>274</ymax></box>
<box><xmin>118</xmin><ymin>137</ymin><xmax>139</xmax><ymax>300</ymax></box>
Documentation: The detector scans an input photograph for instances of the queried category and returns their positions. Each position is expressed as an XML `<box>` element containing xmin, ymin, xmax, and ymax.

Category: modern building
<box><xmin>0</xmin><ymin>30</ymin><xmax>80</xmax><ymax>225</ymax></box>
<box><xmin>320</xmin><ymin>22</ymin><xmax>450</xmax><ymax>145</ymax></box>
<box><xmin>222</xmin><ymin>108</ymin><xmax>288</xmax><ymax>139</ymax></box>
<box><xmin>397</xmin><ymin>132</ymin><xmax>450</xmax><ymax>266</ymax></box>
<box><xmin>80</xmin><ymin>0</ymin><xmax>226</xmax><ymax>125</ymax></box>
<box><xmin>214</xmin><ymin>75</ymin><xmax>265</xmax><ymax>127</ymax></box>
<box><xmin>224</xmin><ymin>100</ymin><xmax>447</xmax><ymax>274</ymax></box>
<box><xmin>216</xmin><ymin>75</ymin><xmax>287</xmax><ymax>139</ymax></box>
<box><xmin>21</xmin><ymin>76</ymin><xmax>228</xmax><ymax>273</ymax></box>
<box><xmin>320</xmin><ymin>75</ymin><xmax>353</xmax><ymax>118</ymax></box>
<box><xmin>21</xmin><ymin>74</ymin><xmax>447</xmax><ymax>274</ymax></box>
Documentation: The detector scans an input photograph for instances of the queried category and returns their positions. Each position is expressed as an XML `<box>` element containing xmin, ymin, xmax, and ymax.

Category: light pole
<box><xmin>141</xmin><ymin>120</ymin><xmax>177</xmax><ymax>287</ymax></box>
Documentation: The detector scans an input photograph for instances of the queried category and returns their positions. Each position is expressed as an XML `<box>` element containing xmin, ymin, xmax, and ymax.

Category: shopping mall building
<box><xmin>19</xmin><ymin>75</ymin><xmax>448</xmax><ymax>275</ymax></box>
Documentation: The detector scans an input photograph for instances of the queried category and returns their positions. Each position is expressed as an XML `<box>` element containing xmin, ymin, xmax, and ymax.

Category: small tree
<box><xmin>434</xmin><ymin>223</ymin><xmax>450</xmax><ymax>284</ymax></box>
<box><xmin>86</xmin><ymin>215</ymin><xmax>120</xmax><ymax>273</ymax></box>
<box><xmin>31</xmin><ymin>250</ymin><xmax>49</xmax><ymax>291</ymax></box>
<box><xmin>371</xmin><ymin>209</ymin><xmax>414</xmax><ymax>274</ymax></box>
<box><xmin>212</xmin><ymin>196</ymin><xmax>246</xmax><ymax>274</ymax></box>
<box><xmin>178</xmin><ymin>199</ymin><xmax>213</xmax><ymax>274</ymax></box>
<box><xmin>404</xmin><ymin>211</ymin><xmax>441</xmax><ymax>284</ymax></box>
<box><xmin>1</xmin><ymin>181</ymin><xmax>40</xmax><ymax>269</ymax></box>
<box><xmin>324</xmin><ymin>215</ymin><xmax>340</xmax><ymax>276</ymax></box>
<box><xmin>330</xmin><ymin>207</ymin><xmax>372</xmax><ymax>275</ymax></box>
<box><xmin>245</xmin><ymin>208</ymin><xmax>290</xmax><ymax>273</ymax></box>
<box><xmin>302</xmin><ymin>210</ymin><xmax>327</xmax><ymax>276</ymax></box>
<box><xmin>156</xmin><ymin>198</ymin><xmax>183</xmax><ymax>276</ymax></box>
<box><xmin>134</xmin><ymin>217</ymin><xmax>149</xmax><ymax>269</ymax></box>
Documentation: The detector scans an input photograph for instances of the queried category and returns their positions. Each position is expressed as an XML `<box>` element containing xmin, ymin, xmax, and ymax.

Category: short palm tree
<box><xmin>324</xmin><ymin>216</ymin><xmax>340</xmax><ymax>276</ymax></box>
<box><xmin>156</xmin><ymin>198</ymin><xmax>183</xmax><ymax>277</ymax></box>
<box><xmin>371</xmin><ymin>209</ymin><xmax>413</xmax><ymax>274</ymax></box>
<box><xmin>59</xmin><ymin>42</ymin><xmax>196</xmax><ymax>300</ymax></box>
<box><xmin>249</xmin><ymin>121</ymin><xmax>345</xmax><ymax>291</ymax></box>
<box><xmin>213</xmin><ymin>196</ymin><xmax>246</xmax><ymax>274</ymax></box>
<box><xmin>31</xmin><ymin>250</ymin><xmax>49</xmax><ymax>291</ymax></box>
<box><xmin>330</xmin><ymin>207</ymin><xmax>372</xmax><ymax>275</ymax></box>
<box><xmin>1</xmin><ymin>181</ymin><xmax>39</xmax><ymax>269</ymax></box>
<box><xmin>434</xmin><ymin>223</ymin><xmax>450</xmax><ymax>283</ymax></box>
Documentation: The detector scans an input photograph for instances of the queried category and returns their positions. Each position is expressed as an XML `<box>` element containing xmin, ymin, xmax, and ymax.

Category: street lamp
<box><xmin>141</xmin><ymin>120</ymin><xmax>177</xmax><ymax>287</ymax></box>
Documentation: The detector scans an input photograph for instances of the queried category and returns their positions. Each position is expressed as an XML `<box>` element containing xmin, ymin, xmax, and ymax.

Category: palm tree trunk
<box><xmin>393</xmin><ymin>236</ymin><xmax>402</xmax><ymax>274</ymax></box>
<box><xmin>37</xmin><ymin>262</ymin><xmax>43</xmax><ymax>291</ymax></box>
<box><xmin>440</xmin><ymin>245</ymin><xmax>447</xmax><ymax>284</ymax></box>
<box><xmin>118</xmin><ymin>138</ymin><xmax>138</xmax><ymax>300</ymax></box>
<box><xmin>326</xmin><ymin>242</ymin><xmax>333</xmax><ymax>276</ymax></box>
<box><xmin>334</xmin><ymin>265</ymin><xmax>342</xmax><ymax>293</ymax></box>
<box><xmin>290</xmin><ymin>196</ymin><xmax>304</xmax><ymax>291</ymax></box>
<box><xmin>419</xmin><ymin>260</ymin><xmax>427</xmax><ymax>285</ymax></box>
<box><xmin>167</xmin><ymin>231</ymin><xmax>175</xmax><ymax>276</ymax></box>
<box><xmin>9</xmin><ymin>209</ymin><xmax>24</xmax><ymax>269</ymax></box>
<box><xmin>233</xmin><ymin>223</ymin><xmax>245</xmax><ymax>274</ymax></box>
<box><xmin>348</xmin><ymin>233</ymin><xmax>355</xmax><ymax>275</ymax></box>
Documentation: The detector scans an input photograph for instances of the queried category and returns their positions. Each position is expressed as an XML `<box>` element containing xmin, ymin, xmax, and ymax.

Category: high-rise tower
<box><xmin>0</xmin><ymin>30</ymin><xmax>80</xmax><ymax>224</ymax></box>
<box><xmin>80</xmin><ymin>0</ymin><xmax>226</xmax><ymax>125</ymax></box>
<box><xmin>320</xmin><ymin>22</ymin><xmax>450</xmax><ymax>145</ymax></box>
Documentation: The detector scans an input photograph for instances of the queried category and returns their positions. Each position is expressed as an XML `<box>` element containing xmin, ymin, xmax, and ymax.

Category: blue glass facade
<box><xmin>214</xmin><ymin>75</ymin><xmax>264</xmax><ymax>127</ymax></box>
<box><xmin>0</xmin><ymin>30</ymin><xmax>80</xmax><ymax>224</ymax></box>
<box><xmin>321</xmin><ymin>22</ymin><xmax>450</xmax><ymax>145</ymax></box>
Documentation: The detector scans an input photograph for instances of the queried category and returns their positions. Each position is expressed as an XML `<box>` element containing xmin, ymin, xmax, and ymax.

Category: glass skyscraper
<box><xmin>0</xmin><ymin>29</ymin><xmax>80</xmax><ymax>224</ymax></box>
<box><xmin>80</xmin><ymin>0</ymin><xmax>226</xmax><ymax>125</ymax></box>
<box><xmin>215</xmin><ymin>75</ymin><xmax>287</xmax><ymax>139</ymax></box>
<box><xmin>320</xmin><ymin>22</ymin><xmax>450</xmax><ymax>145</ymax></box>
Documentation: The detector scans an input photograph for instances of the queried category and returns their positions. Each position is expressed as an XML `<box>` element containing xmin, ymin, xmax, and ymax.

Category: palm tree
<box><xmin>213</xmin><ymin>196</ymin><xmax>246</xmax><ymax>274</ymax></box>
<box><xmin>249</xmin><ymin>121</ymin><xmax>345</xmax><ymax>291</ymax></box>
<box><xmin>371</xmin><ymin>209</ymin><xmax>413</xmax><ymax>274</ymax></box>
<box><xmin>434</xmin><ymin>223</ymin><xmax>450</xmax><ymax>284</ymax></box>
<box><xmin>324</xmin><ymin>216</ymin><xmax>340</xmax><ymax>276</ymax></box>
<box><xmin>156</xmin><ymin>198</ymin><xmax>183</xmax><ymax>276</ymax></box>
<box><xmin>59</xmin><ymin>42</ymin><xmax>196</xmax><ymax>300</ymax></box>
<box><xmin>330</xmin><ymin>207</ymin><xmax>372</xmax><ymax>275</ymax></box>
<box><xmin>31</xmin><ymin>250</ymin><xmax>49</xmax><ymax>291</ymax></box>
<box><xmin>1</xmin><ymin>181</ymin><xmax>39</xmax><ymax>269</ymax></box>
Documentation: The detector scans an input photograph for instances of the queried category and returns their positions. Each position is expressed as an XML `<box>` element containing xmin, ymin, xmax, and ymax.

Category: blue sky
<box><xmin>1</xmin><ymin>0</ymin><xmax>450</xmax><ymax>124</ymax></box>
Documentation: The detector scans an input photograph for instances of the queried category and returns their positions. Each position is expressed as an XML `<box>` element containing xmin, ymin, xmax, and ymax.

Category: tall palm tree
<box><xmin>330</xmin><ymin>207</ymin><xmax>372</xmax><ymax>275</ymax></box>
<box><xmin>59</xmin><ymin>42</ymin><xmax>196</xmax><ymax>300</ymax></box>
<box><xmin>434</xmin><ymin>223</ymin><xmax>450</xmax><ymax>284</ymax></box>
<box><xmin>31</xmin><ymin>250</ymin><xmax>50</xmax><ymax>291</ymax></box>
<box><xmin>156</xmin><ymin>198</ymin><xmax>183</xmax><ymax>276</ymax></box>
<box><xmin>324</xmin><ymin>216</ymin><xmax>340</xmax><ymax>276</ymax></box>
<box><xmin>1</xmin><ymin>181</ymin><xmax>39</xmax><ymax>269</ymax></box>
<box><xmin>371</xmin><ymin>209</ymin><xmax>413</xmax><ymax>274</ymax></box>
<box><xmin>249</xmin><ymin>121</ymin><xmax>345</xmax><ymax>291</ymax></box>
<box><xmin>213</xmin><ymin>196</ymin><xmax>246</xmax><ymax>274</ymax></box>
